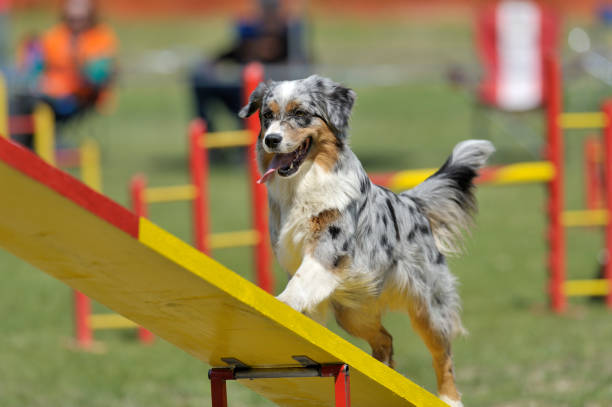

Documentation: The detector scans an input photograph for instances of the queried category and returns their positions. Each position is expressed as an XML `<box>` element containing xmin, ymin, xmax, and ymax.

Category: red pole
<box><xmin>129</xmin><ymin>175</ymin><xmax>155</xmax><ymax>343</ymax></box>
<box><xmin>189</xmin><ymin>119</ymin><xmax>209</xmax><ymax>255</ymax></box>
<box><xmin>545</xmin><ymin>54</ymin><xmax>565</xmax><ymax>313</ymax></box>
<box><xmin>74</xmin><ymin>291</ymin><xmax>92</xmax><ymax>347</ymax></box>
<box><xmin>208</xmin><ymin>368</ymin><xmax>234</xmax><ymax>407</ymax></box>
<box><xmin>334</xmin><ymin>365</ymin><xmax>351</xmax><ymax>407</ymax></box>
<box><xmin>243</xmin><ymin>62</ymin><xmax>274</xmax><ymax>293</ymax></box>
<box><xmin>321</xmin><ymin>364</ymin><xmax>351</xmax><ymax>407</ymax></box>
<box><xmin>603</xmin><ymin>101</ymin><xmax>612</xmax><ymax>308</ymax></box>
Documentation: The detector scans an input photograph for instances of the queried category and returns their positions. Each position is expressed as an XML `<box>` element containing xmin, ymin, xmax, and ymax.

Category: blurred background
<box><xmin>1</xmin><ymin>0</ymin><xmax>611</xmax><ymax>406</ymax></box>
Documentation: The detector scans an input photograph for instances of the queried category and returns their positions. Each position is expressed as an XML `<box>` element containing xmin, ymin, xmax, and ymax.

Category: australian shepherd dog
<box><xmin>239</xmin><ymin>75</ymin><xmax>494</xmax><ymax>407</ymax></box>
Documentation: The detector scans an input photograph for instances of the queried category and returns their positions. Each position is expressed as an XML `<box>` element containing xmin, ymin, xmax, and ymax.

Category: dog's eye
<box><xmin>263</xmin><ymin>111</ymin><xmax>273</xmax><ymax>120</ymax></box>
<box><xmin>294</xmin><ymin>110</ymin><xmax>306</xmax><ymax>117</ymax></box>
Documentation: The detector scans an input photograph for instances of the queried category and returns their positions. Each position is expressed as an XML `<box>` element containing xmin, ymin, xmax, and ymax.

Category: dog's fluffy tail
<box><xmin>408</xmin><ymin>140</ymin><xmax>495</xmax><ymax>255</ymax></box>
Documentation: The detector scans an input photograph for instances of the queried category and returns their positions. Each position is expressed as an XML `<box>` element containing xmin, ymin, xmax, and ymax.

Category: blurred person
<box><xmin>11</xmin><ymin>0</ymin><xmax>117</xmax><ymax>147</ymax></box>
<box><xmin>190</xmin><ymin>0</ymin><xmax>309</xmax><ymax>134</ymax></box>
<box><xmin>0</xmin><ymin>0</ymin><xmax>9</xmax><ymax>71</ymax></box>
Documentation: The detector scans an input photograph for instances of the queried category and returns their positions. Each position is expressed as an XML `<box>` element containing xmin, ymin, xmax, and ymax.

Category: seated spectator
<box><xmin>11</xmin><ymin>0</ymin><xmax>117</xmax><ymax>147</ymax></box>
<box><xmin>191</xmin><ymin>0</ymin><xmax>308</xmax><ymax>133</ymax></box>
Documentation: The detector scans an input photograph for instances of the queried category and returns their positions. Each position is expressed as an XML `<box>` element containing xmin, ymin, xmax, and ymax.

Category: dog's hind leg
<box><xmin>333</xmin><ymin>303</ymin><xmax>395</xmax><ymax>368</ymax></box>
<box><xmin>407</xmin><ymin>306</ymin><xmax>462</xmax><ymax>407</ymax></box>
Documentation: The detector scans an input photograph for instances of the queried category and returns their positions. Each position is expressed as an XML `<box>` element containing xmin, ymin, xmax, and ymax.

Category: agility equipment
<box><xmin>128</xmin><ymin>63</ymin><xmax>273</xmax><ymax>291</ymax></box>
<box><xmin>0</xmin><ymin>135</ymin><xmax>449</xmax><ymax>407</ymax></box>
<box><xmin>476</xmin><ymin>0</ymin><xmax>559</xmax><ymax>111</ymax></box>
<box><xmin>78</xmin><ymin>63</ymin><xmax>273</xmax><ymax>347</ymax></box>
<box><xmin>0</xmin><ymin>73</ymin><xmax>116</xmax><ymax>345</ymax></box>
<box><xmin>372</xmin><ymin>55</ymin><xmax>612</xmax><ymax>313</ymax></box>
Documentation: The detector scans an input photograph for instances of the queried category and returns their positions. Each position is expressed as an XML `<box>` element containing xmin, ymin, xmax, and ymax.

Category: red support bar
<box><xmin>322</xmin><ymin>364</ymin><xmax>351</xmax><ymax>407</ymax></box>
<box><xmin>603</xmin><ymin>101</ymin><xmax>612</xmax><ymax>308</ymax></box>
<box><xmin>129</xmin><ymin>174</ymin><xmax>155</xmax><ymax>343</ymax></box>
<box><xmin>209</xmin><ymin>368</ymin><xmax>235</xmax><ymax>407</ymax></box>
<box><xmin>189</xmin><ymin>119</ymin><xmax>209</xmax><ymax>255</ymax></box>
<box><xmin>74</xmin><ymin>290</ymin><xmax>92</xmax><ymax>347</ymax></box>
<box><xmin>130</xmin><ymin>174</ymin><xmax>149</xmax><ymax>218</ymax></box>
<box><xmin>209</xmin><ymin>364</ymin><xmax>350</xmax><ymax>406</ymax></box>
<box><xmin>544</xmin><ymin>54</ymin><xmax>565</xmax><ymax>313</ymax></box>
<box><xmin>243</xmin><ymin>62</ymin><xmax>274</xmax><ymax>294</ymax></box>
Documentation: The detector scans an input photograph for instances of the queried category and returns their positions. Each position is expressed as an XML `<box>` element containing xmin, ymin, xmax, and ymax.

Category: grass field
<box><xmin>2</xmin><ymin>9</ymin><xmax>612</xmax><ymax>407</ymax></box>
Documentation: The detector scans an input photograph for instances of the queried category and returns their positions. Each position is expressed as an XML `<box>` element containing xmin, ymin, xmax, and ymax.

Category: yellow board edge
<box><xmin>144</xmin><ymin>185</ymin><xmax>197</xmax><ymax>203</ymax></box>
<box><xmin>209</xmin><ymin>229</ymin><xmax>260</xmax><ymax>249</ymax></box>
<box><xmin>137</xmin><ymin>218</ymin><xmax>448</xmax><ymax>407</ymax></box>
<box><xmin>559</xmin><ymin>112</ymin><xmax>608</xmax><ymax>129</ymax></box>
<box><xmin>562</xmin><ymin>209</ymin><xmax>608</xmax><ymax>227</ymax></box>
<box><xmin>89</xmin><ymin>313</ymin><xmax>139</xmax><ymax>330</ymax></box>
<box><xmin>564</xmin><ymin>279</ymin><xmax>610</xmax><ymax>296</ymax></box>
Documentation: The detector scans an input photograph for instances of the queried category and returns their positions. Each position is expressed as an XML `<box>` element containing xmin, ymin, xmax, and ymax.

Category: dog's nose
<box><xmin>264</xmin><ymin>133</ymin><xmax>282</xmax><ymax>148</ymax></box>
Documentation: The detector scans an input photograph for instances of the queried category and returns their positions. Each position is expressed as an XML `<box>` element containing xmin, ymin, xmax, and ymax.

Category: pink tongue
<box><xmin>257</xmin><ymin>153</ymin><xmax>293</xmax><ymax>184</ymax></box>
<box><xmin>258</xmin><ymin>168</ymin><xmax>276</xmax><ymax>184</ymax></box>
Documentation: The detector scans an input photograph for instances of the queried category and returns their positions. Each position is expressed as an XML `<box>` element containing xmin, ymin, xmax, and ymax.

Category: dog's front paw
<box><xmin>439</xmin><ymin>395</ymin><xmax>464</xmax><ymax>407</ymax></box>
<box><xmin>276</xmin><ymin>291</ymin><xmax>304</xmax><ymax>313</ymax></box>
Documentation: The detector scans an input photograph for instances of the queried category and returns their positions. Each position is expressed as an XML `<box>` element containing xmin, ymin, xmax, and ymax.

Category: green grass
<box><xmin>2</xmin><ymin>10</ymin><xmax>612</xmax><ymax>407</ymax></box>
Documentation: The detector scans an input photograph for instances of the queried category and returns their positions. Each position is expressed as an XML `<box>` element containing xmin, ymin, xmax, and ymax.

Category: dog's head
<box><xmin>239</xmin><ymin>75</ymin><xmax>356</xmax><ymax>183</ymax></box>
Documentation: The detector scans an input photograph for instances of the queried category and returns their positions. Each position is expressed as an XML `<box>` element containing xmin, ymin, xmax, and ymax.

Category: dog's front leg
<box><xmin>277</xmin><ymin>254</ymin><xmax>339</xmax><ymax>318</ymax></box>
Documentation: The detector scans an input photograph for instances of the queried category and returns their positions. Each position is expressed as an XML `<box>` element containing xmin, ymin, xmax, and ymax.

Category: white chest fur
<box><xmin>267</xmin><ymin>162</ymin><xmax>361</xmax><ymax>275</ymax></box>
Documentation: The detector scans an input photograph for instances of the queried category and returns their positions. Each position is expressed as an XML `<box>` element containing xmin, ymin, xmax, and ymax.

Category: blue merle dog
<box><xmin>239</xmin><ymin>75</ymin><xmax>494</xmax><ymax>407</ymax></box>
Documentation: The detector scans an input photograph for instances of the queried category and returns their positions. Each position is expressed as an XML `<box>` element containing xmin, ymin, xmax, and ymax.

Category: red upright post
<box><xmin>602</xmin><ymin>101</ymin><xmax>612</xmax><ymax>308</ymax></box>
<box><xmin>209</xmin><ymin>368</ymin><xmax>233</xmax><ymax>407</ymax></box>
<box><xmin>189</xmin><ymin>119</ymin><xmax>209</xmax><ymax>255</ymax></box>
<box><xmin>74</xmin><ymin>291</ymin><xmax>92</xmax><ymax>347</ymax></box>
<box><xmin>545</xmin><ymin>54</ymin><xmax>565</xmax><ymax>313</ymax></box>
<box><xmin>243</xmin><ymin>63</ymin><xmax>274</xmax><ymax>293</ymax></box>
<box><xmin>129</xmin><ymin>175</ymin><xmax>155</xmax><ymax>343</ymax></box>
<box><xmin>322</xmin><ymin>364</ymin><xmax>351</xmax><ymax>407</ymax></box>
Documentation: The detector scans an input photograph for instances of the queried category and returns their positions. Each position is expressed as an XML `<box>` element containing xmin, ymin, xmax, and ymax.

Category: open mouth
<box><xmin>258</xmin><ymin>136</ymin><xmax>312</xmax><ymax>184</ymax></box>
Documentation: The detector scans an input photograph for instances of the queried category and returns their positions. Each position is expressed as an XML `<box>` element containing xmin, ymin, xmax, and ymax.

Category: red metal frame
<box><xmin>209</xmin><ymin>364</ymin><xmax>350</xmax><ymax>407</ymax></box>
<box><xmin>129</xmin><ymin>174</ymin><xmax>155</xmax><ymax>343</ymax></box>
<box><xmin>74</xmin><ymin>291</ymin><xmax>92</xmax><ymax>347</ymax></box>
<box><xmin>544</xmin><ymin>54</ymin><xmax>565</xmax><ymax>313</ymax></box>
<box><xmin>603</xmin><ymin>101</ymin><xmax>612</xmax><ymax>308</ymax></box>
<box><xmin>189</xmin><ymin>119</ymin><xmax>208</xmax><ymax>254</ymax></box>
<box><xmin>243</xmin><ymin>62</ymin><xmax>274</xmax><ymax>294</ymax></box>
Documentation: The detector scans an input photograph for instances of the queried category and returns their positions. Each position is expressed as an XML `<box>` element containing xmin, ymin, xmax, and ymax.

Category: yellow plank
<box><xmin>559</xmin><ymin>112</ymin><xmax>608</xmax><ymax>129</ymax></box>
<box><xmin>0</xmin><ymin>73</ymin><xmax>7</xmax><ymax>138</ymax></box>
<box><xmin>0</xmin><ymin>157</ymin><xmax>446</xmax><ymax>407</ymax></box>
<box><xmin>562</xmin><ymin>209</ymin><xmax>608</xmax><ymax>227</ymax></box>
<box><xmin>487</xmin><ymin>161</ymin><xmax>555</xmax><ymax>185</ymax></box>
<box><xmin>389</xmin><ymin>168</ymin><xmax>436</xmax><ymax>190</ymax></box>
<box><xmin>209</xmin><ymin>229</ymin><xmax>260</xmax><ymax>249</ymax></box>
<box><xmin>89</xmin><ymin>313</ymin><xmax>139</xmax><ymax>330</ymax></box>
<box><xmin>32</xmin><ymin>103</ymin><xmax>56</xmax><ymax>166</ymax></box>
<box><xmin>201</xmin><ymin>130</ymin><xmax>253</xmax><ymax>149</ymax></box>
<box><xmin>387</xmin><ymin>161</ymin><xmax>554</xmax><ymax>191</ymax></box>
<box><xmin>564</xmin><ymin>279</ymin><xmax>609</xmax><ymax>296</ymax></box>
<box><xmin>80</xmin><ymin>138</ymin><xmax>102</xmax><ymax>192</ymax></box>
<box><xmin>144</xmin><ymin>185</ymin><xmax>197</xmax><ymax>203</ymax></box>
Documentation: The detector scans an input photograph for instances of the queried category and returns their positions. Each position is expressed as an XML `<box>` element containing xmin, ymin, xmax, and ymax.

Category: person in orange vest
<box><xmin>11</xmin><ymin>0</ymin><xmax>116</xmax><ymax>147</ymax></box>
<box><xmin>37</xmin><ymin>0</ymin><xmax>117</xmax><ymax>123</ymax></box>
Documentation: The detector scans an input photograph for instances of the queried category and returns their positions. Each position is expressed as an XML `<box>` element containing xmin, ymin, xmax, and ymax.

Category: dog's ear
<box><xmin>307</xmin><ymin>75</ymin><xmax>356</xmax><ymax>137</ymax></box>
<box><xmin>238</xmin><ymin>82</ymin><xmax>268</xmax><ymax>118</ymax></box>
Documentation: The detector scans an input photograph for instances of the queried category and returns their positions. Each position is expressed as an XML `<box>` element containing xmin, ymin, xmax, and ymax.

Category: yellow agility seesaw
<box><xmin>0</xmin><ymin>136</ymin><xmax>447</xmax><ymax>406</ymax></box>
